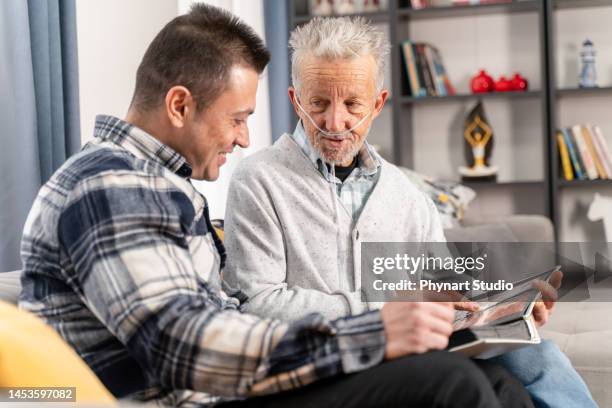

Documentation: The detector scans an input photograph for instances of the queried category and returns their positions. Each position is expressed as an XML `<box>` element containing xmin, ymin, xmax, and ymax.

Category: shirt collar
<box><xmin>290</xmin><ymin>120</ymin><xmax>381</xmax><ymax>182</ymax></box>
<box><xmin>92</xmin><ymin>115</ymin><xmax>193</xmax><ymax>178</ymax></box>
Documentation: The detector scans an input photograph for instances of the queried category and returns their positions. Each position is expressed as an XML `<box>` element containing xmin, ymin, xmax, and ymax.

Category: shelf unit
<box><xmin>287</xmin><ymin>0</ymin><xmax>612</xmax><ymax>242</ymax></box>
<box><xmin>548</xmin><ymin>0</ymin><xmax>612</xmax><ymax>241</ymax></box>
<box><xmin>556</xmin><ymin>86</ymin><xmax>612</xmax><ymax>97</ymax></box>
<box><xmin>397</xmin><ymin>0</ymin><xmax>540</xmax><ymax>19</ymax></box>
<box><xmin>558</xmin><ymin>179</ymin><xmax>612</xmax><ymax>188</ymax></box>
<box><xmin>400</xmin><ymin>90</ymin><xmax>542</xmax><ymax>104</ymax></box>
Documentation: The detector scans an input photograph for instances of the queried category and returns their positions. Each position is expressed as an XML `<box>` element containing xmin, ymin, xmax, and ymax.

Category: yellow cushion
<box><xmin>0</xmin><ymin>301</ymin><xmax>116</xmax><ymax>405</ymax></box>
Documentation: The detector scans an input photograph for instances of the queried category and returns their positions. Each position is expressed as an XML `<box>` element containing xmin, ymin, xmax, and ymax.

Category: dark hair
<box><xmin>131</xmin><ymin>3</ymin><xmax>270</xmax><ymax>113</ymax></box>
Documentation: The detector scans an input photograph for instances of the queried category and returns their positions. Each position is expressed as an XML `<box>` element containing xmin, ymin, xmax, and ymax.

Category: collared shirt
<box><xmin>291</xmin><ymin>122</ymin><xmax>382</xmax><ymax>220</ymax></box>
<box><xmin>19</xmin><ymin>115</ymin><xmax>386</xmax><ymax>406</ymax></box>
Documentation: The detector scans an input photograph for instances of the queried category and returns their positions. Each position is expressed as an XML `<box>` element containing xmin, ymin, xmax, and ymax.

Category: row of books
<box><xmin>409</xmin><ymin>0</ymin><xmax>511</xmax><ymax>9</ymax></box>
<box><xmin>400</xmin><ymin>41</ymin><xmax>456</xmax><ymax>98</ymax></box>
<box><xmin>557</xmin><ymin>124</ymin><xmax>612</xmax><ymax>181</ymax></box>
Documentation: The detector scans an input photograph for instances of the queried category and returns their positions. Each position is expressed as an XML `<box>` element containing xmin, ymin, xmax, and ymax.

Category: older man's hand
<box><xmin>395</xmin><ymin>288</ymin><xmax>480</xmax><ymax>312</ymax></box>
<box><xmin>532</xmin><ymin>269</ymin><xmax>563</xmax><ymax>327</ymax></box>
<box><xmin>380</xmin><ymin>302</ymin><xmax>454</xmax><ymax>360</ymax></box>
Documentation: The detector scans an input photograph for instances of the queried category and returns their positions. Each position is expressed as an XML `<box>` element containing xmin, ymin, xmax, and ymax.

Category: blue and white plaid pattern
<box><xmin>19</xmin><ymin>115</ymin><xmax>386</xmax><ymax>407</ymax></box>
<box><xmin>291</xmin><ymin>122</ymin><xmax>382</xmax><ymax>220</ymax></box>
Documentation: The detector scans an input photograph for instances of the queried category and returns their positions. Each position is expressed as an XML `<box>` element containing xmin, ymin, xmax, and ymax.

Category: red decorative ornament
<box><xmin>511</xmin><ymin>73</ymin><xmax>529</xmax><ymax>92</ymax></box>
<box><xmin>494</xmin><ymin>75</ymin><xmax>513</xmax><ymax>92</ymax></box>
<box><xmin>471</xmin><ymin>69</ymin><xmax>495</xmax><ymax>94</ymax></box>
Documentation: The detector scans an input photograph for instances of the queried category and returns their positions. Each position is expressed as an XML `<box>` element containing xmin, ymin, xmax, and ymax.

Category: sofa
<box><xmin>1</xmin><ymin>215</ymin><xmax>610</xmax><ymax>406</ymax></box>
<box><xmin>446</xmin><ymin>215</ymin><xmax>612</xmax><ymax>407</ymax></box>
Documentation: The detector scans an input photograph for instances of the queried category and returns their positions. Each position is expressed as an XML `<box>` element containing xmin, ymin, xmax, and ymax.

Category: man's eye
<box><xmin>233</xmin><ymin>119</ymin><xmax>245</xmax><ymax>126</ymax></box>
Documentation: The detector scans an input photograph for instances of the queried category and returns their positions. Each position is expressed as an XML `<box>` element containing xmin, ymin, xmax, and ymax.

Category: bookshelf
<box><xmin>549</xmin><ymin>0</ymin><xmax>612</xmax><ymax>241</ymax></box>
<box><xmin>286</xmin><ymin>0</ymin><xmax>612</xmax><ymax>242</ymax></box>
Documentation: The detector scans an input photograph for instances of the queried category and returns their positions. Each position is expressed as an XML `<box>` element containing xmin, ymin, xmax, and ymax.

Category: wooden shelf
<box><xmin>398</xmin><ymin>0</ymin><xmax>540</xmax><ymax>20</ymax></box>
<box><xmin>556</xmin><ymin>86</ymin><xmax>612</xmax><ymax>97</ymax></box>
<box><xmin>558</xmin><ymin>179</ymin><xmax>612</xmax><ymax>187</ymax></box>
<box><xmin>463</xmin><ymin>180</ymin><xmax>545</xmax><ymax>189</ymax></box>
<box><xmin>293</xmin><ymin>11</ymin><xmax>389</xmax><ymax>25</ymax></box>
<box><xmin>554</xmin><ymin>0</ymin><xmax>612</xmax><ymax>11</ymax></box>
<box><xmin>401</xmin><ymin>90</ymin><xmax>542</xmax><ymax>104</ymax></box>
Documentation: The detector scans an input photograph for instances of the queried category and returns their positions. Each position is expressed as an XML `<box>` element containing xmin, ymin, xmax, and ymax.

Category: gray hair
<box><xmin>289</xmin><ymin>17</ymin><xmax>390</xmax><ymax>93</ymax></box>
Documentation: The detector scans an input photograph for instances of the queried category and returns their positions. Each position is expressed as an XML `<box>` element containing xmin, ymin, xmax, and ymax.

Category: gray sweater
<box><xmin>224</xmin><ymin>134</ymin><xmax>444</xmax><ymax>322</ymax></box>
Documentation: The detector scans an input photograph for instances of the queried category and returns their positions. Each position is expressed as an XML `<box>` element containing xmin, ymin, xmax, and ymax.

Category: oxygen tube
<box><xmin>294</xmin><ymin>96</ymin><xmax>373</xmax><ymax>141</ymax></box>
<box><xmin>294</xmin><ymin>95</ymin><xmax>373</xmax><ymax>290</ymax></box>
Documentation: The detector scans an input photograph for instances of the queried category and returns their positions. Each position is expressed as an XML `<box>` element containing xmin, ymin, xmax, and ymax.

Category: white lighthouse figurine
<box><xmin>579</xmin><ymin>39</ymin><xmax>597</xmax><ymax>88</ymax></box>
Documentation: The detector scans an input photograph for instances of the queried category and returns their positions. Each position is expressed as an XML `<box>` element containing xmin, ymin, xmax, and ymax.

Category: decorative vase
<box><xmin>471</xmin><ymin>69</ymin><xmax>495</xmax><ymax>94</ymax></box>
<box><xmin>494</xmin><ymin>75</ymin><xmax>513</xmax><ymax>92</ymax></box>
<box><xmin>511</xmin><ymin>73</ymin><xmax>528</xmax><ymax>92</ymax></box>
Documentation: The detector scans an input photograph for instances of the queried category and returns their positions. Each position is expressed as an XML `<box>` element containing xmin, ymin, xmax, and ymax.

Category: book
<box><xmin>586</xmin><ymin>124</ymin><xmax>612</xmax><ymax>179</ymax></box>
<box><xmin>561</xmin><ymin>128</ymin><xmax>586</xmax><ymax>180</ymax></box>
<box><xmin>412</xmin><ymin>43</ymin><xmax>428</xmax><ymax>97</ymax></box>
<box><xmin>582</xmin><ymin>125</ymin><xmax>608</xmax><ymax>179</ymax></box>
<box><xmin>428</xmin><ymin>44</ymin><xmax>449</xmax><ymax>96</ymax></box>
<box><xmin>415</xmin><ymin>43</ymin><xmax>436</xmax><ymax>96</ymax></box>
<box><xmin>423</xmin><ymin>44</ymin><xmax>443</xmax><ymax>95</ymax></box>
<box><xmin>401</xmin><ymin>41</ymin><xmax>422</xmax><ymax>97</ymax></box>
<box><xmin>591</xmin><ymin>125</ymin><xmax>612</xmax><ymax>177</ymax></box>
<box><xmin>448</xmin><ymin>267</ymin><xmax>559</xmax><ymax>359</ymax></box>
<box><xmin>400</xmin><ymin>41</ymin><xmax>454</xmax><ymax>98</ymax></box>
<box><xmin>432</xmin><ymin>46</ymin><xmax>456</xmax><ymax>96</ymax></box>
<box><xmin>557</xmin><ymin>132</ymin><xmax>574</xmax><ymax>181</ymax></box>
<box><xmin>571</xmin><ymin>125</ymin><xmax>598</xmax><ymax>180</ymax></box>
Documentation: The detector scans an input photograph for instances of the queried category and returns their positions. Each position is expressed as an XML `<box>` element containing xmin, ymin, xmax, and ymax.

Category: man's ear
<box><xmin>288</xmin><ymin>87</ymin><xmax>301</xmax><ymax>116</ymax></box>
<box><xmin>165</xmin><ymin>86</ymin><xmax>194</xmax><ymax>128</ymax></box>
<box><xmin>372</xmin><ymin>89</ymin><xmax>389</xmax><ymax>119</ymax></box>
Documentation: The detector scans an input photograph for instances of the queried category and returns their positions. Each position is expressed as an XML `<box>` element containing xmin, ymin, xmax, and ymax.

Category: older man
<box><xmin>224</xmin><ymin>17</ymin><xmax>596</xmax><ymax>408</ymax></box>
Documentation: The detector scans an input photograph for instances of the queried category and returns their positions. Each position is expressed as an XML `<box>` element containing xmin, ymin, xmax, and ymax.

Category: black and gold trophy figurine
<box><xmin>459</xmin><ymin>102</ymin><xmax>498</xmax><ymax>181</ymax></box>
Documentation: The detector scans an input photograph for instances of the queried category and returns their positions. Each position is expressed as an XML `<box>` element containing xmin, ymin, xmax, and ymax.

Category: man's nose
<box><xmin>324</xmin><ymin>105</ymin><xmax>349</xmax><ymax>132</ymax></box>
<box><xmin>236</xmin><ymin>127</ymin><xmax>250</xmax><ymax>149</ymax></box>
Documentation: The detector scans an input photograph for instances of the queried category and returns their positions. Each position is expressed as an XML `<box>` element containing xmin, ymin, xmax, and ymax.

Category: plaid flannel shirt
<box><xmin>19</xmin><ymin>115</ymin><xmax>386</xmax><ymax>407</ymax></box>
<box><xmin>291</xmin><ymin>121</ymin><xmax>382</xmax><ymax>220</ymax></box>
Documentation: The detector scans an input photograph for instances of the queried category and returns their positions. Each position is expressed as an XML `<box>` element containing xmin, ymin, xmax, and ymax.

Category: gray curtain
<box><xmin>264</xmin><ymin>0</ymin><xmax>292</xmax><ymax>141</ymax></box>
<box><xmin>0</xmin><ymin>0</ymin><xmax>80</xmax><ymax>271</ymax></box>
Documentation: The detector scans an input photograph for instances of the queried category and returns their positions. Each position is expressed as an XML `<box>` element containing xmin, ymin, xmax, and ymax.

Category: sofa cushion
<box><xmin>0</xmin><ymin>300</ymin><xmax>115</xmax><ymax>404</ymax></box>
<box><xmin>542</xmin><ymin>301</ymin><xmax>612</xmax><ymax>407</ymax></box>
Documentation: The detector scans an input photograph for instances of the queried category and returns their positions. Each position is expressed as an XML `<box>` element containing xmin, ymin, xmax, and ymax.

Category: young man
<box><xmin>19</xmin><ymin>4</ymin><xmax>531</xmax><ymax>408</ymax></box>
<box><xmin>224</xmin><ymin>16</ymin><xmax>596</xmax><ymax>408</ymax></box>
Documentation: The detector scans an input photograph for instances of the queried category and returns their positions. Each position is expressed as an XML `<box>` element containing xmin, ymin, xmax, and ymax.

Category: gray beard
<box><xmin>312</xmin><ymin>130</ymin><xmax>369</xmax><ymax>165</ymax></box>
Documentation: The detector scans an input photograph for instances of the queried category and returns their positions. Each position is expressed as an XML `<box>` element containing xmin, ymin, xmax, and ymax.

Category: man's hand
<box><xmin>532</xmin><ymin>270</ymin><xmax>563</xmax><ymax>327</ymax></box>
<box><xmin>395</xmin><ymin>289</ymin><xmax>480</xmax><ymax>312</ymax></box>
<box><xmin>453</xmin><ymin>301</ymin><xmax>480</xmax><ymax>312</ymax></box>
<box><xmin>380</xmin><ymin>302</ymin><xmax>454</xmax><ymax>360</ymax></box>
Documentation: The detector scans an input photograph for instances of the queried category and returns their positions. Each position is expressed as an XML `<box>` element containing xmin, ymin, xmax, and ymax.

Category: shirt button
<box><xmin>359</xmin><ymin>353</ymin><xmax>370</xmax><ymax>364</ymax></box>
